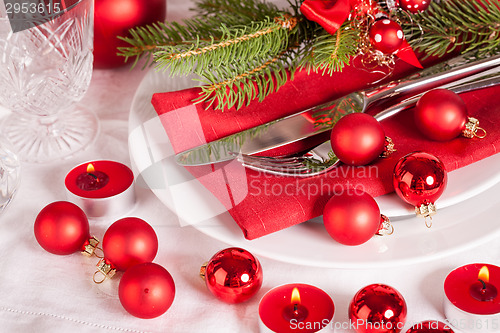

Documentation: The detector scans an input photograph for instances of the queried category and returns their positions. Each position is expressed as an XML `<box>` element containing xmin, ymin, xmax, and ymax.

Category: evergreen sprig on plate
<box><xmin>118</xmin><ymin>0</ymin><xmax>500</xmax><ymax>111</ymax></box>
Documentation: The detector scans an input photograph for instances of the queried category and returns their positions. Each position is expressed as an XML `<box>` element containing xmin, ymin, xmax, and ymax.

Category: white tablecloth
<box><xmin>1</xmin><ymin>1</ymin><xmax>500</xmax><ymax>332</ymax></box>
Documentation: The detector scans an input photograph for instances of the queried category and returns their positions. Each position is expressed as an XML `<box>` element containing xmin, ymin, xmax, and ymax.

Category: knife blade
<box><xmin>175</xmin><ymin>53</ymin><xmax>500</xmax><ymax>166</ymax></box>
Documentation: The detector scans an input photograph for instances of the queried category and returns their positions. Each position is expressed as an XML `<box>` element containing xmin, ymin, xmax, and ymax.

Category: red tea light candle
<box><xmin>444</xmin><ymin>264</ymin><xmax>500</xmax><ymax>333</ymax></box>
<box><xmin>65</xmin><ymin>160</ymin><xmax>135</xmax><ymax>219</ymax></box>
<box><xmin>259</xmin><ymin>283</ymin><xmax>335</xmax><ymax>333</ymax></box>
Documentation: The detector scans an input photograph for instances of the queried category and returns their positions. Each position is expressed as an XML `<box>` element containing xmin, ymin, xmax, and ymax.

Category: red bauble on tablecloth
<box><xmin>349</xmin><ymin>284</ymin><xmax>408</xmax><ymax>333</ymax></box>
<box><xmin>94</xmin><ymin>0</ymin><xmax>166</xmax><ymax>68</ymax></box>
<box><xmin>393</xmin><ymin>152</ymin><xmax>447</xmax><ymax>219</ymax></box>
<box><xmin>414</xmin><ymin>89</ymin><xmax>468</xmax><ymax>141</ymax></box>
<box><xmin>34</xmin><ymin>201</ymin><xmax>90</xmax><ymax>255</ymax></box>
<box><xmin>202</xmin><ymin>247</ymin><xmax>263</xmax><ymax>304</ymax></box>
<box><xmin>119</xmin><ymin>262</ymin><xmax>175</xmax><ymax>319</ymax></box>
<box><xmin>330</xmin><ymin>113</ymin><xmax>386</xmax><ymax>166</ymax></box>
<box><xmin>102</xmin><ymin>217</ymin><xmax>158</xmax><ymax>271</ymax></box>
<box><xmin>323</xmin><ymin>190</ymin><xmax>391</xmax><ymax>246</ymax></box>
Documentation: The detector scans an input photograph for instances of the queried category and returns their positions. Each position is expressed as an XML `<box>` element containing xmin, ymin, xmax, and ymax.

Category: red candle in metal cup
<box><xmin>65</xmin><ymin>160</ymin><xmax>135</xmax><ymax>219</ymax></box>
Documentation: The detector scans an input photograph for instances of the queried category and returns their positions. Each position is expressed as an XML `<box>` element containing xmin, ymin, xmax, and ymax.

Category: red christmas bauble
<box><xmin>94</xmin><ymin>0</ymin><xmax>167</xmax><ymax>68</ymax></box>
<box><xmin>323</xmin><ymin>190</ymin><xmax>383</xmax><ymax>246</ymax></box>
<box><xmin>119</xmin><ymin>262</ymin><xmax>175</xmax><ymax>319</ymax></box>
<box><xmin>414</xmin><ymin>89</ymin><xmax>468</xmax><ymax>141</ymax></box>
<box><xmin>393</xmin><ymin>152</ymin><xmax>447</xmax><ymax>216</ymax></box>
<box><xmin>349</xmin><ymin>284</ymin><xmax>407</xmax><ymax>333</ymax></box>
<box><xmin>203</xmin><ymin>247</ymin><xmax>263</xmax><ymax>304</ymax></box>
<box><xmin>34</xmin><ymin>201</ymin><xmax>90</xmax><ymax>255</ymax></box>
<box><xmin>399</xmin><ymin>0</ymin><xmax>432</xmax><ymax>13</ymax></box>
<box><xmin>102</xmin><ymin>217</ymin><xmax>158</xmax><ymax>271</ymax></box>
<box><xmin>406</xmin><ymin>321</ymin><xmax>454</xmax><ymax>333</ymax></box>
<box><xmin>369</xmin><ymin>19</ymin><xmax>405</xmax><ymax>54</ymax></box>
<box><xmin>331</xmin><ymin>113</ymin><xmax>386</xmax><ymax>166</ymax></box>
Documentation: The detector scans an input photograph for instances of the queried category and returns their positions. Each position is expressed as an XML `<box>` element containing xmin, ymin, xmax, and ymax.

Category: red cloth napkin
<box><xmin>152</xmin><ymin>61</ymin><xmax>500</xmax><ymax>240</ymax></box>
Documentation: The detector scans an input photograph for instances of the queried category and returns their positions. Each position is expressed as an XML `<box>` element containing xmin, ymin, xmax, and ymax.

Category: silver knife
<box><xmin>176</xmin><ymin>53</ymin><xmax>500</xmax><ymax>166</ymax></box>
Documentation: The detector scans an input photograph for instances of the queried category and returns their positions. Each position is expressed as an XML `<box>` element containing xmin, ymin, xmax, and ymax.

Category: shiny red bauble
<box><xmin>369</xmin><ymin>19</ymin><xmax>405</xmax><ymax>54</ymax></box>
<box><xmin>102</xmin><ymin>217</ymin><xmax>158</xmax><ymax>271</ymax></box>
<box><xmin>34</xmin><ymin>201</ymin><xmax>90</xmax><ymax>255</ymax></box>
<box><xmin>399</xmin><ymin>0</ymin><xmax>432</xmax><ymax>13</ymax></box>
<box><xmin>94</xmin><ymin>0</ymin><xmax>166</xmax><ymax>68</ymax></box>
<box><xmin>323</xmin><ymin>190</ymin><xmax>382</xmax><ymax>246</ymax></box>
<box><xmin>331</xmin><ymin>113</ymin><xmax>386</xmax><ymax>166</ymax></box>
<box><xmin>119</xmin><ymin>262</ymin><xmax>175</xmax><ymax>319</ymax></box>
<box><xmin>406</xmin><ymin>321</ymin><xmax>454</xmax><ymax>333</ymax></box>
<box><xmin>414</xmin><ymin>89</ymin><xmax>468</xmax><ymax>141</ymax></box>
<box><xmin>349</xmin><ymin>284</ymin><xmax>408</xmax><ymax>333</ymax></box>
<box><xmin>393</xmin><ymin>151</ymin><xmax>447</xmax><ymax>209</ymax></box>
<box><xmin>203</xmin><ymin>247</ymin><xmax>263</xmax><ymax>304</ymax></box>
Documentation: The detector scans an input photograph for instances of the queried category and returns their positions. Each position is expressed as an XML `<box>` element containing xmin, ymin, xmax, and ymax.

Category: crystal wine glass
<box><xmin>0</xmin><ymin>0</ymin><xmax>97</xmax><ymax>163</ymax></box>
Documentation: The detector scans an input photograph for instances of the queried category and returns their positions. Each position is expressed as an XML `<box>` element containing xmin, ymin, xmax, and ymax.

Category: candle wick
<box><xmin>87</xmin><ymin>172</ymin><xmax>98</xmax><ymax>180</ymax></box>
<box><xmin>478</xmin><ymin>278</ymin><xmax>487</xmax><ymax>290</ymax></box>
<box><xmin>293</xmin><ymin>303</ymin><xmax>298</xmax><ymax>313</ymax></box>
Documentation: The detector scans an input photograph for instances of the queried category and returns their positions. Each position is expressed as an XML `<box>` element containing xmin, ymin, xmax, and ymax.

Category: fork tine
<box><xmin>236</xmin><ymin>155</ymin><xmax>310</xmax><ymax>171</ymax></box>
<box><xmin>241</xmin><ymin>162</ymin><xmax>312</xmax><ymax>175</ymax></box>
<box><xmin>229</xmin><ymin>152</ymin><xmax>304</xmax><ymax>164</ymax></box>
<box><xmin>231</xmin><ymin>140</ymin><xmax>339</xmax><ymax>177</ymax></box>
<box><xmin>237</xmin><ymin>156</ymin><xmax>306</xmax><ymax>169</ymax></box>
<box><xmin>238</xmin><ymin>158</ymin><xmax>309</xmax><ymax>172</ymax></box>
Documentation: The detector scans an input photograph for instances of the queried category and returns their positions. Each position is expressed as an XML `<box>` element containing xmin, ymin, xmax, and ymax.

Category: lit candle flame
<box><xmin>291</xmin><ymin>288</ymin><xmax>301</xmax><ymax>305</ymax></box>
<box><xmin>479</xmin><ymin>266</ymin><xmax>490</xmax><ymax>283</ymax></box>
<box><xmin>87</xmin><ymin>163</ymin><xmax>95</xmax><ymax>174</ymax></box>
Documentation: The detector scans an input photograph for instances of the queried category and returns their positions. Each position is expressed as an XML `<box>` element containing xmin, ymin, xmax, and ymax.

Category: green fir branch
<box><xmin>153</xmin><ymin>16</ymin><xmax>294</xmax><ymax>76</ymax></box>
<box><xmin>299</xmin><ymin>24</ymin><xmax>361</xmax><ymax>75</ymax></box>
<box><xmin>194</xmin><ymin>51</ymin><xmax>294</xmax><ymax>110</ymax></box>
<box><xmin>118</xmin><ymin>0</ymin><xmax>500</xmax><ymax>111</ymax></box>
<box><xmin>192</xmin><ymin>0</ymin><xmax>282</xmax><ymax>21</ymax></box>
<box><xmin>117</xmin><ymin>0</ymin><xmax>285</xmax><ymax>68</ymax></box>
<box><xmin>401</xmin><ymin>0</ymin><xmax>500</xmax><ymax>57</ymax></box>
<box><xmin>117</xmin><ymin>17</ymin><xmax>227</xmax><ymax>68</ymax></box>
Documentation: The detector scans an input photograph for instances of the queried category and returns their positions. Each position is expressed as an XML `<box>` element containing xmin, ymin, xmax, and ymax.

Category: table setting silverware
<box><xmin>175</xmin><ymin>53</ymin><xmax>500</xmax><ymax>168</ymax></box>
<box><xmin>237</xmin><ymin>67</ymin><xmax>500</xmax><ymax>176</ymax></box>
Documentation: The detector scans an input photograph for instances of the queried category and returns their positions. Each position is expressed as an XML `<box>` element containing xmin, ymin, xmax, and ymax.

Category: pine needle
<box><xmin>401</xmin><ymin>0</ymin><xmax>500</xmax><ymax>58</ymax></box>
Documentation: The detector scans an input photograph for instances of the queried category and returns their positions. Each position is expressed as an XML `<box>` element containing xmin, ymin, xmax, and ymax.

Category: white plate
<box><xmin>128</xmin><ymin>68</ymin><xmax>500</xmax><ymax>268</ymax></box>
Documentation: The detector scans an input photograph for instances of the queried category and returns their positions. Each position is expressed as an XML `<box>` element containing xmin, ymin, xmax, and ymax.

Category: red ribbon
<box><xmin>300</xmin><ymin>0</ymin><xmax>351</xmax><ymax>35</ymax></box>
<box><xmin>300</xmin><ymin>0</ymin><xmax>422</xmax><ymax>68</ymax></box>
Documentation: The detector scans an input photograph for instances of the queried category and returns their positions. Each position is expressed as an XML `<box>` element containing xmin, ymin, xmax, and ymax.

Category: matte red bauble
<box><xmin>399</xmin><ymin>0</ymin><xmax>431</xmax><ymax>13</ymax></box>
<box><xmin>201</xmin><ymin>247</ymin><xmax>263</xmax><ymax>304</ymax></box>
<box><xmin>406</xmin><ymin>321</ymin><xmax>454</xmax><ymax>333</ymax></box>
<box><xmin>323</xmin><ymin>190</ymin><xmax>391</xmax><ymax>246</ymax></box>
<box><xmin>331</xmin><ymin>113</ymin><xmax>386</xmax><ymax>166</ymax></box>
<box><xmin>119</xmin><ymin>262</ymin><xmax>175</xmax><ymax>319</ymax></box>
<box><xmin>349</xmin><ymin>284</ymin><xmax>407</xmax><ymax>333</ymax></box>
<box><xmin>414</xmin><ymin>89</ymin><xmax>468</xmax><ymax>141</ymax></box>
<box><xmin>393</xmin><ymin>152</ymin><xmax>447</xmax><ymax>219</ymax></box>
<box><xmin>369</xmin><ymin>19</ymin><xmax>405</xmax><ymax>54</ymax></box>
<box><xmin>102</xmin><ymin>217</ymin><xmax>158</xmax><ymax>271</ymax></box>
<box><xmin>94</xmin><ymin>0</ymin><xmax>166</xmax><ymax>68</ymax></box>
<box><xmin>34</xmin><ymin>201</ymin><xmax>90</xmax><ymax>255</ymax></box>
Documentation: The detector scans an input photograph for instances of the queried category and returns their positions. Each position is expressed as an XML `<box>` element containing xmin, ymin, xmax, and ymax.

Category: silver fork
<box><xmin>237</xmin><ymin>68</ymin><xmax>500</xmax><ymax>177</ymax></box>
